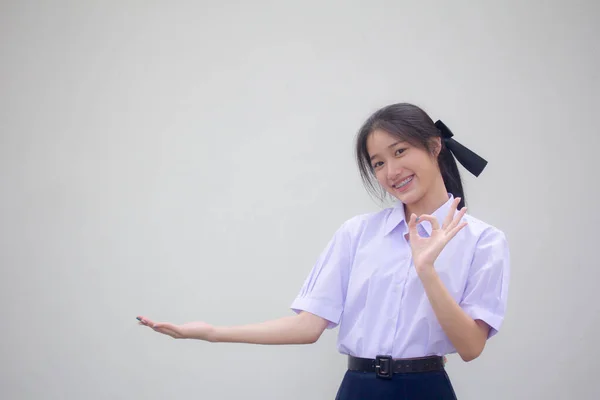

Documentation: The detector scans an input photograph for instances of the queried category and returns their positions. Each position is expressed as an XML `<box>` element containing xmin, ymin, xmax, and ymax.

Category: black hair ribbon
<box><xmin>434</xmin><ymin>120</ymin><xmax>488</xmax><ymax>177</ymax></box>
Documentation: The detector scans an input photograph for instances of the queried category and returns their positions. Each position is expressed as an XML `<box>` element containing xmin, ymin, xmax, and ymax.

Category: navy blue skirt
<box><xmin>335</xmin><ymin>369</ymin><xmax>457</xmax><ymax>399</ymax></box>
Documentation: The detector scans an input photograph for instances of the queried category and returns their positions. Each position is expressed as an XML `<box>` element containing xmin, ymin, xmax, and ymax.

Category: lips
<box><xmin>392</xmin><ymin>175</ymin><xmax>414</xmax><ymax>189</ymax></box>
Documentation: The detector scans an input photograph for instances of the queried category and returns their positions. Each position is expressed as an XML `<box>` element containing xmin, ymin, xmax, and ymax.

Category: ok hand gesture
<box><xmin>408</xmin><ymin>197</ymin><xmax>468</xmax><ymax>274</ymax></box>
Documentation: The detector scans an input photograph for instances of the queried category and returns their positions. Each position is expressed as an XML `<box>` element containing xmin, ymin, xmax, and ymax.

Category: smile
<box><xmin>392</xmin><ymin>175</ymin><xmax>414</xmax><ymax>189</ymax></box>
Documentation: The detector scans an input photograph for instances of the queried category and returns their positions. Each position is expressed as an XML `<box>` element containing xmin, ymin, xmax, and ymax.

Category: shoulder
<box><xmin>461</xmin><ymin>213</ymin><xmax>510</xmax><ymax>266</ymax></box>
<box><xmin>337</xmin><ymin>207</ymin><xmax>395</xmax><ymax>237</ymax></box>
<box><xmin>462</xmin><ymin>213</ymin><xmax>508</xmax><ymax>245</ymax></box>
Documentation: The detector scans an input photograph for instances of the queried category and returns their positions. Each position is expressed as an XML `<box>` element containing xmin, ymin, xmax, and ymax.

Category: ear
<box><xmin>431</xmin><ymin>137</ymin><xmax>442</xmax><ymax>158</ymax></box>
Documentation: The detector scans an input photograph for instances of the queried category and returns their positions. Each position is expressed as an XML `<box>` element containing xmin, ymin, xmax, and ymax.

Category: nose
<box><xmin>386</xmin><ymin>159</ymin><xmax>402</xmax><ymax>182</ymax></box>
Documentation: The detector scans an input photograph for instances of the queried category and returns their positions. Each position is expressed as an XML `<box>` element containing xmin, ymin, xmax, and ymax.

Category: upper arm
<box><xmin>460</xmin><ymin>227</ymin><xmax>510</xmax><ymax>339</ymax></box>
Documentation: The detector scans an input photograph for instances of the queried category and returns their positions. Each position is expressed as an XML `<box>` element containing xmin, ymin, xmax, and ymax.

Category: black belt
<box><xmin>348</xmin><ymin>355</ymin><xmax>445</xmax><ymax>379</ymax></box>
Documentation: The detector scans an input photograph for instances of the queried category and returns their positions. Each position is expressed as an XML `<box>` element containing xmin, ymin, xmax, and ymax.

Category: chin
<box><xmin>390</xmin><ymin>189</ymin><xmax>422</xmax><ymax>206</ymax></box>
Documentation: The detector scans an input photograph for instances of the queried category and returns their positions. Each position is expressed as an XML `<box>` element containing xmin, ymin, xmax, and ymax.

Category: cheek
<box><xmin>415</xmin><ymin>161</ymin><xmax>438</xmax><ymax>183</ymax></box>
<box><xmin>374</xmin><ymin>170</ymin><xmax>388</xmax><ymax>186</ymax></box>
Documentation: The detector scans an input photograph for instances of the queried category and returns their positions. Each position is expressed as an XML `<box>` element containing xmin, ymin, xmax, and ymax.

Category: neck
<box><xmin>404</xmin><ymin>177</ymin><xmax>449</xmax><ymax>218</ymax></box>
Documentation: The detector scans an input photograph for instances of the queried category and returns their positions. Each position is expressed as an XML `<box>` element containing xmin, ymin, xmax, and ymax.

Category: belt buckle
<box><xmin>375</xmin><ymin>355</ymin><xmax>393</xmax><ymax>379</ymax></box>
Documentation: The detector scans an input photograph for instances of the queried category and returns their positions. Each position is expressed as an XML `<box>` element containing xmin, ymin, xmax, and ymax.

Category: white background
<box><xmin>1</xmin><ymin>1</ymin><xmax>598</xmax><ymax>399</ymax></box>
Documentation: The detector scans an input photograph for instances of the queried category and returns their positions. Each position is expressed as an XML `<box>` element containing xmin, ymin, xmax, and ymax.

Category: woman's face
<box><xmin>366</xmin><ymin>129</ymin><xmax>441</xmax><ymax>205</ymax></box>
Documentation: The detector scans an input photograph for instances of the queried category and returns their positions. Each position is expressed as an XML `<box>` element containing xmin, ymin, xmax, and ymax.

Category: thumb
<box><xmin>153</xmin><ymin>322</ymin><xmax>178</xmax><ymax>331</ymax></box>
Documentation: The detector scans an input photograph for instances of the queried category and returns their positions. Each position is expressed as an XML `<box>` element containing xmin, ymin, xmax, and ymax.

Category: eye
<box><xmin>372</xmin><ymin>161</ymin><xmax>383</xmax><ymax>169</ymax></box>
<box><xmin>395</xmin><ymin>148</ymin><xmax>406</xmax><ymax>156</ymax></box>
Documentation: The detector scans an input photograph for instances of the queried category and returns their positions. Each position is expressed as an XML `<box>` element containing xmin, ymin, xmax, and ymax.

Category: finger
<box><xmin>415</xmin><ymin>214</ymin><xmax>440</xmax><ymax>231</ymax></box>
<box><xmin>152</xmin><ymin>322</ymin><xmax>178</xmax><ymax>331</ymax></box>
<box><xmin>442</xmin><ymin>198</ymin><xmax>460</xmax><ymax>229</ymax></box>
<box><xmin>447</xmin><ymin>221</ymin><xmax>468</xmax><ymax>239</ymax></box>
<box><xmin>408</xmin><ymin>213</ymin><xmax>419</xmax><ymax>239</ymax></box>
<box><xmin>154</xmin><ymin>326</ymin><xmax>176</xmax><ymax>336</ymax></box>
<box><xmin>137</xmin><ymin>316</ymin><xmax>155</xmax><ymax>327</ymax></box>
<box><xmin>154</xmin><ymin>326</ymin><xmax>184</xmax><ymax>339</ymax></box>
<box><xmin>447</xmin><ymin>206</ymin><xmax>467</xmax><ymax>231</ymax></box>
<box><xmin>152</xmin><ymin>322</ymin><xmax>183</xmax><ymax>337</ymax></box>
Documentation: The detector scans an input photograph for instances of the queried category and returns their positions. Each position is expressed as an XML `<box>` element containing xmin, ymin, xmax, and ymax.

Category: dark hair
<box><xmin>355</xmin><ymin>103</ymin><xmax>465</xmax><ymax>208</ymax></box>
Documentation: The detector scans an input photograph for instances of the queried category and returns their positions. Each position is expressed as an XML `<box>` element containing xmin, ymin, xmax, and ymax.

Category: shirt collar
<box><xmin>384</xmin><ymin>193</ymin><xmax>455</xmax><ymax>236</ymax></box>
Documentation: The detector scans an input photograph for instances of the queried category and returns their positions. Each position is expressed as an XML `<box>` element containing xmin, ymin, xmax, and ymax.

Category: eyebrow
<box><xmin>369</xmin><ymin>141</ymin><xmax>405</xmax><ymax>161</ymax></box>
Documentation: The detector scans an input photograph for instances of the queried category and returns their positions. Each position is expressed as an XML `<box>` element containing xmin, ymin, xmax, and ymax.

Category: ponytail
<box><xmin>438</xmin><ymin>141</ymin><xmax>466</xmax><ymax>209</ymax></box>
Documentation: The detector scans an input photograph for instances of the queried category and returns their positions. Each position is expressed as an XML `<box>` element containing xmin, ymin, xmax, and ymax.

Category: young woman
<box><xmin>137</xmin><ymin>103</ymin><xmax>510</xmax><ymax>399</ymax></box>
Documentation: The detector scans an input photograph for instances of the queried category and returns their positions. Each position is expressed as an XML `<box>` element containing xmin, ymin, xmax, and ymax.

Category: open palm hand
<box><xmin>137</xmin><ymin>316</ymin><xmax>216</xmax><ymax>341</ymax></box>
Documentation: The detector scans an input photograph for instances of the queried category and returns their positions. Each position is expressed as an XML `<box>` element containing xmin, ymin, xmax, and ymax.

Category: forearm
<box><xmin>418</xmin><ymin>266</ymin><xmax>487</xmax><ymax>361</ymax></box>
<box><xmin>212</xmin><ymin>313</ymin><xmax>325</xmax><ymax>345</ymax></box>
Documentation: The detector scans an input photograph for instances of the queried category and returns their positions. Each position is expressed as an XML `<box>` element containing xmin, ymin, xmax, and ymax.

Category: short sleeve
<box><xmin>460</xmin><ymin>227</ymin><xmax>510</xmax><ymax>338</ymax></box>
<box><xmin>290</xmin><ymin>221</ymin><xmax>354</xmax><ymax>329</ymax></box>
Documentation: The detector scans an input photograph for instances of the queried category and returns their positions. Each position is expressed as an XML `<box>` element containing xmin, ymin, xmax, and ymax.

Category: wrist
<box><xmin>416</xmin><ymin>263</ymin><xmax>437</xmax><ymax>281</ymax></box>
<box><xmin>206</xmin><ymin>325</ymin><xmax>219</xmax><ymax>342</ymax></box>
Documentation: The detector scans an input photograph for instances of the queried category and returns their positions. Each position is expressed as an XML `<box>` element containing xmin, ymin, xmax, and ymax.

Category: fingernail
<box><xmin>136</xmin><ymin>317</ymin><xmax>141</xmax><ymax>321</ymax></box>
<box><xmin>416</xmin><ymin>216</ymin><xmax>420</xmax><ymax>222</ymax></box>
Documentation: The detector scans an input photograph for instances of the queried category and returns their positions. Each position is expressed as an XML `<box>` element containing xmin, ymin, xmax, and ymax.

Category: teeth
<box><xmin>394</xmin><ymin>176</ymin><xmax>413</xmax><ymax>188</ymax></box>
